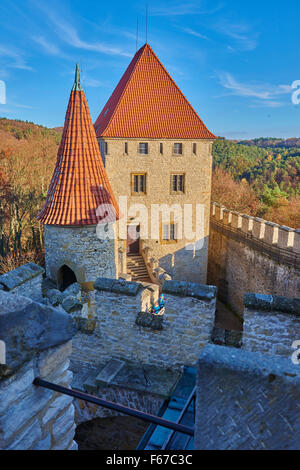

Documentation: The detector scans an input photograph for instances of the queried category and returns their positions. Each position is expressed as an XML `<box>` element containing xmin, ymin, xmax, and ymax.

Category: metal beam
<box><xmin>33</xmin><ymin>377</ymin><xmax>194</xmax><ymax>437</ymax></box>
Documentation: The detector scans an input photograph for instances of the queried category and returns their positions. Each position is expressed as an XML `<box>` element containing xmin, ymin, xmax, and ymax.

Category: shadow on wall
<box><xmin>159</xmin><ymin>237</ymin><xmax>209</xmax><ymax>283</ymax></box>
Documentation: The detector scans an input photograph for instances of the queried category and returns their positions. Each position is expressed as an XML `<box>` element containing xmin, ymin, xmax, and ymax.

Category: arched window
<box><xmin>58</xmin><ymin>265</ymin><xmax>77</xmax><ymax>291</ymax></box>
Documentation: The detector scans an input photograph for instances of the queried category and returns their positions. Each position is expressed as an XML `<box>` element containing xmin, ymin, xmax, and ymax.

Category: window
<box><xmin>124</xmin><ymin>142</ymin><xmax>128</xmax><ymax>154</ymax></box>
<box><xmin>131</xmin><ymin>173</ymin><xmax>146</xmax><ymax>194</ymax></box>
<box><xmin>104</xmin><ymin>142</ymin><xmax>108</xmax><ymax>154</ymax></box>
<box><xmin>193</xmin><ymin>143</ymin><xmax>197</xmax><ymax>154</ymax></box>
<box><xmin>160</xmin><ymin>143</ymin><xmax>163</xmax><ymax>154</ymax></box>
<box><xmin>139</xmin><ymin>142</ymin><xmax>148</xmax><ymax>155</ymax></box>
<box><xmin>172</xmin><ymin>174</ymin><xmax>185</xmax><ymax>193</ymax></box>
<box><xmin>173</xmin><ymin>143</ymin><xmax>182</xmax><ymax>155</ymax></box>
<box><xmin>162</xmin><ymin>223</ymin><xmax>177</xmax><ymax>242</ymax></box>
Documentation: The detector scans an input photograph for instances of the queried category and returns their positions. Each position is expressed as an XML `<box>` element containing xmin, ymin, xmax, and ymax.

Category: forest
<box><xmin>0</xmin><ymin>117</ymin><xmax>299</xmax><ymax>274</ymax></box>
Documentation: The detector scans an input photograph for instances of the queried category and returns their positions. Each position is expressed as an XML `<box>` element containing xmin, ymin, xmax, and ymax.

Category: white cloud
<box><xmin>0</xmin><ymin>45</ymin><xmax>32</xmax><ymax>71</ymax></box>
<box><xmin>32</xmin><ymin>36</ymin><xmax>61</xmax><ymax>55</ymax></box>
<box><xmin>150</xmin><ymin>2</ymin><xmax>223</xmax><ymax>17</ymax></box>
<box><xmin>218</xmin><ymin>72</ymin><xmax>292</xmax><ymax>107</ymax></box>
<box><xmin>214</xmin><ymin>20</ymin><xmax>259</xmax><ymax>51</ymax></box>
<box><xmin>183</xmin><ymin>28</ymin><xmax>210</xmax><ymax>41</ymax></box>
<box><xmin>32</xmin><ymin>2</ymin><xmax>132</xmax><ymax>58</ymax></box>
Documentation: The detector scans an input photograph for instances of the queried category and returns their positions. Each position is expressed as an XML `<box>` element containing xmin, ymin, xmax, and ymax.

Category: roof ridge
<box><xmin>95</xmin><ymin>44</ymin><xmax>146</xmax><ymax>136</ymax></box>
<box><xmin>146</xmin><ymin>45</ymin><xmax>213</xmax><ymax>137</ymax></box>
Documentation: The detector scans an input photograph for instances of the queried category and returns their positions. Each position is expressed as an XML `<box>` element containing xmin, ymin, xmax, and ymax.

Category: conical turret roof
<box><xmin>37</xmin><ymin>65</ymin><xmax>119</xmax><ymax>226</ymax></box>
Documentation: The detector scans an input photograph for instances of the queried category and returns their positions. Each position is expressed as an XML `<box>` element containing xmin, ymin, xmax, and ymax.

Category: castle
<box><xmin>37</xmin><ymin>43</ymin><xmax>216</xmax><ymax>294</ymax></box>
<box><xmin>0</xmin><ymin>43</ymin><xmax>299</xmax><ymax>451</ymax></box>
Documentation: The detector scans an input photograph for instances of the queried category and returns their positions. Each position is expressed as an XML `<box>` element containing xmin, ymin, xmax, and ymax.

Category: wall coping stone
<box><xmin>0</xmin><ymin>291</ymin><xmax>76</xmax><ymax>373</ymax></box>
<box><xmin>244</xmin><ymin>293</ymin><xmax>300</xmax><ymax>316</ymax></box>
<box><xmin>162</xmin><ymin>280</ymin><xmax>217</xmax><ymax>300</ymax></box>
<box><xmin>0</xmin><ymin>263</ymin><xmax>44</xmax><ymax>291</ymax></box>
<box><xmin>94</xmin><ymin>277</ymin><xmax>143</xmax><ymax>296</ymax></box>
<box><xmin>198</xmin><ymin>344</ymin><xmax>300</xmax><ymax>381</ymax></box>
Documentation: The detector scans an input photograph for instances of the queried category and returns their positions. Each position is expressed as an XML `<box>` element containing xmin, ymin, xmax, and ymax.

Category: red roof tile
<box><xmin>37</xmin><ymin>66</ymin><xmax>119</xmax><ymax>226</ymax></box>
<box><xmin>95</xmin><ymin>43</ymin><xmax>216</xmax><ymax>140</ymax></box>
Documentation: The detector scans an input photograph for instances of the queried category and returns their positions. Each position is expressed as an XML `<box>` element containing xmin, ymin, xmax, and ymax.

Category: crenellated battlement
<box><xmin>210</xmin><ymin>202</ymin><xmax>300</xmax><ymax>258</ymax></box>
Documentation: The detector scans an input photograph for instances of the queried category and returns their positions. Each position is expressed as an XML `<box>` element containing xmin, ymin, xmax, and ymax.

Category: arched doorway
<box><xmin>58</xmin><ymin>265</ymin><xmax>77</xmax><ymax>291</ymax></box>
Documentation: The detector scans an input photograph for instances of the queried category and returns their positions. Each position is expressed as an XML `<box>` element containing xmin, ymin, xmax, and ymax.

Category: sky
<box><xmin>0</xmin><ymin>0</ymin><xmax>300</xmax><ymax>139</ymax></box>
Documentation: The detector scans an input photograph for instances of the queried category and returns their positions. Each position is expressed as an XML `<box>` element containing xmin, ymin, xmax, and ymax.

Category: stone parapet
<box><xmin>0</xmin><ymin>263</ymin><xmax>44</xmax><ymax>302</ymax></box>
<box><xmin>211</xmin><ymin>201</ymin><xmax>299</xmax><ymax>253</ymax></box>
<box><xmin>0</xmin><ymin>292</ymin><xmax>77</xmax><ymax>450</ymax></box>
<box><xmin>243</xmin><ymin>293</ymin><xmax>300</xmax><ymax>358</ymax></box>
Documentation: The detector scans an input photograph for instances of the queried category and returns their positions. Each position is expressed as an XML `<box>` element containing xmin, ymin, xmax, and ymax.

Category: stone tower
<box><xmin>94</xmin><ymin>44</ymin><xmax>216</xmax><ymax>283</ymax></box>
<box><xmin>37</xmin><ymin>65</ymin><xmax>120</xmax><ymax>292</ymax></box>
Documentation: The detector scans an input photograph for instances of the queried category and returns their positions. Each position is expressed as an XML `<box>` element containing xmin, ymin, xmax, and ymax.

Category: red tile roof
<box><xmin>95</xmin><ymin>43</ymin><xmax>216</xmax><ymax>140</ymax></box>
<box><xmin>37</xmin><ymin>66</ymin><xmax>119</xmax><ymax>226</ymax></box>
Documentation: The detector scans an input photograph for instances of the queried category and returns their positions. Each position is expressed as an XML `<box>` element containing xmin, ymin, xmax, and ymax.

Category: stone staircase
<box><xmin>127</xmin><ymin>253</ymin><xmax>151</xmax><ymax>283</ymax></box>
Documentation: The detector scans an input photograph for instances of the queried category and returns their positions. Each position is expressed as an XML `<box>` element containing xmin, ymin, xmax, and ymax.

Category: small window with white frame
<box><xmin>173</xmin><ymin>143</ymin><xmax>182</xmax><ymax>155</ymax></box>
<box><xmin>131</xmin><ymin>173</ymin><xmax>146</xmax><ymax>194</ymax></box>
<box><xmin>171</xmin><ymin>174</ymin><xmax>185</xmax><ymax>194</ymax></box>
<box><xmin>139</xmin><ymin>142</ymin><xmax>148</xmax><ymax>155</ymax></box>
<box><xmin>161</xmin><ymin>223</ymin><xmax>177</xmax><ymax>243</ymax></box>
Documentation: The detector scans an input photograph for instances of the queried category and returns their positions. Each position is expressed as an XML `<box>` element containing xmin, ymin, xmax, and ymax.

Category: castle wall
<box><xmin>0</xmin><ymin>291</ymin><xmax>77</xmax><ymax>450</ymax></box>
<box><xmin>99</xmin><ymin>138</ymin><xmax>213</xmax><ymax>284</ymax></box>
<box><xmin>74</xmin><ymin>386</ymin><xmax>164</xmax><ymax>426</ymax></box>
<box><xmin>71</xmin><ymin>278</ymin><xmax>217</xmax><ymax>371</ymax></box>
<box><xmin>242</xmin><ymin>293</ymin><xmax>300</xmax><ymax>358</ymax></box>
<box><xmin>208</xmin><ymin>202</ymin><xmax>300</xmax><ymax>315</ymax></box>
<box><xmin>195</xmin><ymin>344</ymin><xmax>300</xmax><ymax>450</ymax></box>
<box><xmin>44</xmin><ymin>224</ymin><xmax>118</xmax><ymax>290</ymax></box>
<box><xmin>0</xmin><ymin>262</ymin><xmax>44</xmax><ymax>302</ymax></box>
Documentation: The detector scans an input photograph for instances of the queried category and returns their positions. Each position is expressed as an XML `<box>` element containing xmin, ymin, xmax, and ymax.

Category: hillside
<box><xmin>212</xmin><ymin>138</ymin><xmax>300</xmax><ymax>227</ymax></box>
<box><xmin>0</xmin><ymin>118</ymin><xmax>60</xmax><ymax>272</ymax></box>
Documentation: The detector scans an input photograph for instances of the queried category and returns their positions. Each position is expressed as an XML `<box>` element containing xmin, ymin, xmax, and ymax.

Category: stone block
<box><xmin>0</xmin><ymin>292</ymin><xmax>76</xmax><ymax>372</ymax></box>
<box><xmin>231</xmin><ymin>212</ymin><xmax>242</xmax><ymax>229</ymax></box>
<box><xmin>61</xmin><ymin>295</ymin><xmax>82</xmax><ymax>313</ymax></box>
<box><xmin>46</xmin><ymin>289</ymin><xmax>63</xmax><ymax>306</ymax></box>
<box><xmin>278</xmin><ymin>226</ymin><xmax>294</xmax><ymax>249</ymax></box>
<box><xmin>6</xmin><ymin>419</ymin><xmax>42</xmax><ymax>450</ymax></box>
<box><xmin>264</xmin><ymin>221</ymin><xmax>278</xmax><ymax>245</ymax></box>
<box><xmin>42</xmin><ymin>394</ymin><xmax>74</xmax><ymax>426</ymax></box>
<box><xmin>252</xmin><ymin>218</ymin><xmax>265</xmax><ymax>239</ymax></box>
<box><xmin>0</xmin><ymin>263</ymin><xmax>44</xmax><ymax>291</ymax></box>
<box><xmin>52</xmin><ymin>404</ymin><xmax>75</xmax><ymax>443</ymax></box>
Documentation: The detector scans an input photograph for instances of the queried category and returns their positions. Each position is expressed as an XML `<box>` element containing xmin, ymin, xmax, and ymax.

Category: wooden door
<box><xmin>127</xmin><ymin>225</ymin><xmax>140</xmax><ymax>254</ymax></box>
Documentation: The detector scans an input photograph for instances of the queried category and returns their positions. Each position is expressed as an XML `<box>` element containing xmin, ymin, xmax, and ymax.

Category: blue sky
<box><xmin>0</xmin><ymin>0</ymin><xmax>299</xmax><ymax>139</ymax></box>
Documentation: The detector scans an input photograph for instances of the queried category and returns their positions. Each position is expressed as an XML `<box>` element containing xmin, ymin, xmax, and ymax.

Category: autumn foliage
<box><xmin>0</xmin><ymin>118</ymin><xmax>59</xmax><ymax>273</ymax></box>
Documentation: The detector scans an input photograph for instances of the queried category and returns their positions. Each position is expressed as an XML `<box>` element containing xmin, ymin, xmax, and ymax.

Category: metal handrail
<box><xmin>33</xmin><ymin>377</ymin><xmax>194</xmax><ymax>437</ymax></box>
<box><xmin>161</xmin><ymin>386</ymin><xmax>196</xmax><ymax>450</ymax></box>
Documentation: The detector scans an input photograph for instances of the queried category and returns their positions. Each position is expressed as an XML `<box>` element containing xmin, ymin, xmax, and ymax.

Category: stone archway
<box><xmin>58</xmin><ymin>265</ymin><xmax>77</xmax><ymax>291</ymax></box>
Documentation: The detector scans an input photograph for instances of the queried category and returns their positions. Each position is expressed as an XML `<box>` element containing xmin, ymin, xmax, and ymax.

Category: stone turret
<box><xmin>37</xmin><ymin>65</ymin><xmax>120</xmax><ymax>292</ymax></box>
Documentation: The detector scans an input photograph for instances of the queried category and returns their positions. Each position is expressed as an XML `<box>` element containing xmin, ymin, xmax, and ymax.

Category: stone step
<box><xmin>95</xmin><ymin>359</ymin><xmax>125</xmax><ymax>387</ymax></box>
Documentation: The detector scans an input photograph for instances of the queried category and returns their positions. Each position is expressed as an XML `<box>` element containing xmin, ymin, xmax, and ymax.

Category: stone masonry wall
<box><xmin>195</xmin><ymin>344</ymin><xmax>300</xmax><ymax>450</ymax></box>
<box><xmin>71</xmin><ymin>278</ymin><xmax>217</xmax><ymax>371</ymax></box>
<box><xmin>242</xmin><ymin>293</ymin><xmax>300</xmax><ymax>358</ymax></box>
<box><xmin>208</xmin><ymin>202</ymin><xmax>300</xmax><ymax>315</ymax></box>
<box><xmin>0</xmin><ymin>262</ymin><xmax>44</xmax><ymax>302</ymax></box>
<box><xmin>99</xmin><ymin>137</ymin><xmax>214</xmax><ymax>284</ymax></box>
<box><xmin>44</xmin><ymin>224</ymin><xmax>118</xmax><ymax>291</ymax></box>
<box><xmin>0</xmin><ymin>291</ymin><xmax>77</xmax><ymax>450</ymax></box>
<box><xmin>74</xmin><ymin>386</ymin><xmax>163</xmax><ymax>426</ymax></box>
